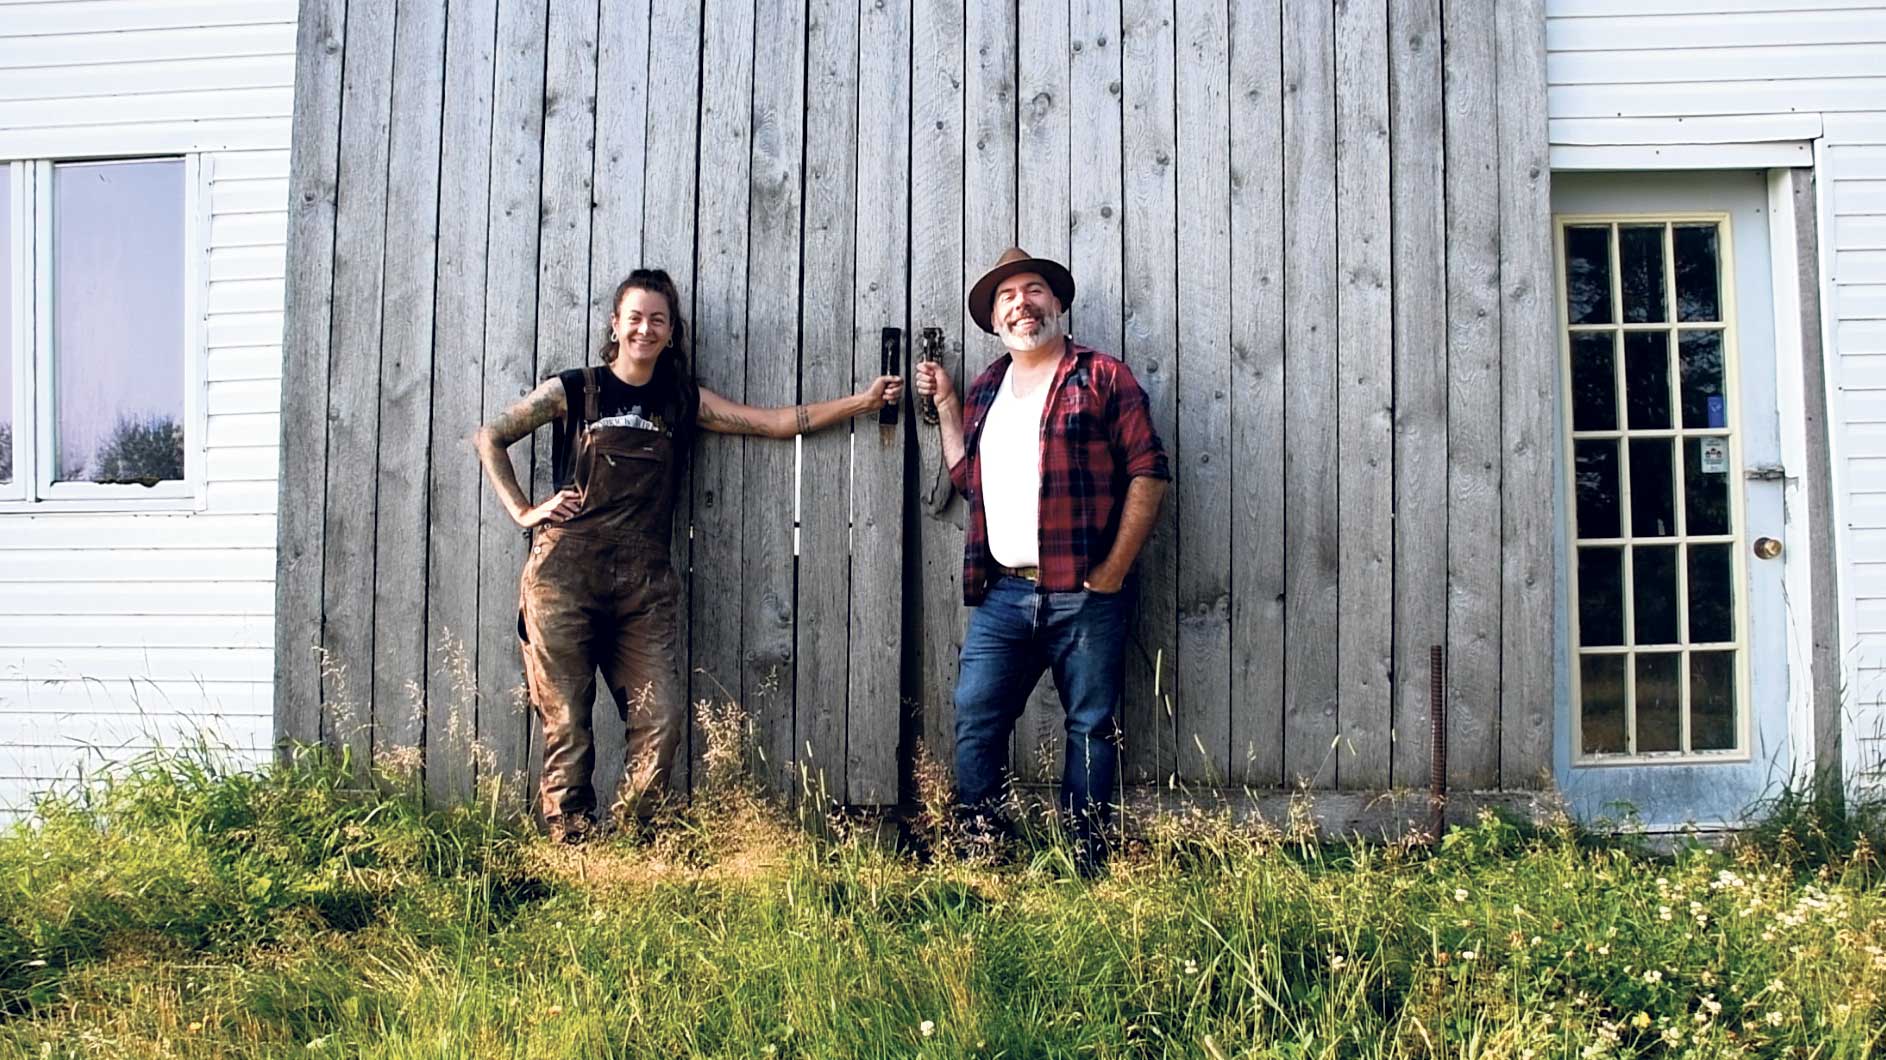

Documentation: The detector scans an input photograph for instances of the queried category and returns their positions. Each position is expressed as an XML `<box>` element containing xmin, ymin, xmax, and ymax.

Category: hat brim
<box><xmin>967</xmin><ymin>257</ymin><xmax>1076</xmax><ymax>335</ymax></box>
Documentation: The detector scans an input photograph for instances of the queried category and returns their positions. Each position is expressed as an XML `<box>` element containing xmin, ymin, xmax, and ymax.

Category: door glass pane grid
<box><xmin>1560</xmin><ymin>217</ymin><xmax>1742</xmax><ymax>761</ymax></box>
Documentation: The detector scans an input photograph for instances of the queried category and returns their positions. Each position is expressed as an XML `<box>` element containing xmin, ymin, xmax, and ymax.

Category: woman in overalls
<box><xmin>474</xmin><ymin>269</ymin><xmax>902</xmax><ymax>843</ymax></box>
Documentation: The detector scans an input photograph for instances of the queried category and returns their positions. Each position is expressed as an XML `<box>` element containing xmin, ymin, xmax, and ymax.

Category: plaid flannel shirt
<box><xmin>948</xmin><ymin>340</ymin><xmax>1170</xmax><ymax>604</ymax></box>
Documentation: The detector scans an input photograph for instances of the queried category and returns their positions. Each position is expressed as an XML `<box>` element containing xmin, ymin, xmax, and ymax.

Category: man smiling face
<box><xmin>991</xmin><ymin>271</ymin><xmax>1066</xmax><ymax>354</ymax></box>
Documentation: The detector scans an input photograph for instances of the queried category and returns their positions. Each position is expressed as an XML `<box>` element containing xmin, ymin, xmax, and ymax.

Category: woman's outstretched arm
<box><xmin>697</xmin><ymin>375</ymin><xmax>904</xmax><ymax>438</ymax></box>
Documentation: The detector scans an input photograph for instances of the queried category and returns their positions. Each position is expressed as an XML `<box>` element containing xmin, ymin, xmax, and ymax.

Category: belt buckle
<box><xmin>1004</xmin><ymin>565</ymin><xmax>1040</xmax><ymax>584</ymax></box>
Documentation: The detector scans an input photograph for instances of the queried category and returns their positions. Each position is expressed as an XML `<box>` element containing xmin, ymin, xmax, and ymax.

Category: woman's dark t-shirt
<box><xmin>551</xmin><ymin>366</ymin><xmax>679</xmax><ymax>491</ymax></box>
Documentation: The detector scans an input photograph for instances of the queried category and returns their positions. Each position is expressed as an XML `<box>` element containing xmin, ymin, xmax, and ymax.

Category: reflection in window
<box><xmin>52</xmin><ymin>159</ymin><xmax>185</xmax><ymax>485</ymax></box>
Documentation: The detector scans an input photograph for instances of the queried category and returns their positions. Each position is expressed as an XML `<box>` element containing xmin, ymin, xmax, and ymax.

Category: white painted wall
<box><xmin>1544</xmin><ymin>0</ymin><xmax>1886</xmax><ymax>785</ymax></box>
<box><xmin>0</xmin><ymin>0</ymin><xmax>295</xmax><ymax>809</ymax></box>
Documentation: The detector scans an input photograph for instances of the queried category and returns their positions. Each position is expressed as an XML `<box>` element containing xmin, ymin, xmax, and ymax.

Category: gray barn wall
<box><xmin>275</xmin><ymin>0</ymin><xmax>1557</xmax><ymax>805</ymax></box>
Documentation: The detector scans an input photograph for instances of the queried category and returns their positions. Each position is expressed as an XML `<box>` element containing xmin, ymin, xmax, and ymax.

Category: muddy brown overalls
<box><xmin>519</xmin><ymin>367</ymin><xmax>684</xmax><ymax>823</ymax></box>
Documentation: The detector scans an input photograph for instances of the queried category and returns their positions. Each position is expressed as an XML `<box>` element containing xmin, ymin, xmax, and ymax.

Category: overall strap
<box><xmin>583</xmin><ymin>365</ymin><xmax>603</xmax><ymax>427</ymax></box>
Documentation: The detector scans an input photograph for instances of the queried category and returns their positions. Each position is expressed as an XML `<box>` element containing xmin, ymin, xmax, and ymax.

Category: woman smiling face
<box><xmin>610</xmin><ymin>286</ymin><xmax>673</xmax><ymax>373</ymax></box>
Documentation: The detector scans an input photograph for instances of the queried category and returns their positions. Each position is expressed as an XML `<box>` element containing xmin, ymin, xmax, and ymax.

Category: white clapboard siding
<box><xmin>0</xmin><ymin>3</ymin><xmax>293</xmax><ymax>807</ymax></box>
<box><xmin>1545</xmin><ymin>0</ymin><xmax>1886</xmax><ymax>788</ymax></box>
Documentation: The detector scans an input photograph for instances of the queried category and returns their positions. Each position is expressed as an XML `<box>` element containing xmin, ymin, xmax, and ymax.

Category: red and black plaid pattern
<box><xmin>947</xmin><ymin>340</ymin><xmax>1170</xmax><ymax>604</ymax></box>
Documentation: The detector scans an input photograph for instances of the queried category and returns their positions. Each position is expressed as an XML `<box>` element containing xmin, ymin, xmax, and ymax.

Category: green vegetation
<box><xmin>0</xmin><ymin>736</ymin><xmax>1881</xmax><ymax>1058</ymax></box>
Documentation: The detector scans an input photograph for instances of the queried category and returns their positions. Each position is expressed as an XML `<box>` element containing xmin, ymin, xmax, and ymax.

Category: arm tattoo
<box><xmin>487</xmin><ymin>383</ymin><xmax>564</xmax><ymax>447</ymax></box>
<box><xmin>795</xmin><ymin>404</ymin><xmax>811</xmax><ymax>436</ymax></box>
<box><xmin>700</xmin><ymin>400</ymin><xmax>768</xmax><ymax>436</ymax></box>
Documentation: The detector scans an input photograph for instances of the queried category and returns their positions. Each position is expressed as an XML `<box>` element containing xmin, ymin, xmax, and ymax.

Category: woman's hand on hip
<box><xmin>517</xmin><ymin>489</ymin><xmax>582</xmax><ymax>529</ymax></box>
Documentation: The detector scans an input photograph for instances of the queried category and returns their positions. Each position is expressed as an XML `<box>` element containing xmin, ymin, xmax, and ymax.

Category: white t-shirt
<box><xmin>980</xmin><ymin>366</ymin><xmax>1051</xmax><ymax>568</ymax></box>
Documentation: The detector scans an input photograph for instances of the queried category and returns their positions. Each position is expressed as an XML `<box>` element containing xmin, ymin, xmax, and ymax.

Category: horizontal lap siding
<box><xmin>1543</xmin><ymin>1</ymin><xmax>1886</xmax><ymax>786</ymax></box>
<box><xmin>0</xmin><ymin>1</ymin><xmax>294</xmax><ymax>811</ymax></box>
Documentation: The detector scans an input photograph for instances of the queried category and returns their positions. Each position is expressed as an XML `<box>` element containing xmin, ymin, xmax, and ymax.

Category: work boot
<box><xmin>546</xmin><ymin>813</ymin><xmax>596</xmax><ymax>846</ymax></box>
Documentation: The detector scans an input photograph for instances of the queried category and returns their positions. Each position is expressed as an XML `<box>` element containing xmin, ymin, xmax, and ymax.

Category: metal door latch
<box><xmin>1745</xmin><ymin>464</ymin><xmax>1787</xmax><ymax>482</ymax></box>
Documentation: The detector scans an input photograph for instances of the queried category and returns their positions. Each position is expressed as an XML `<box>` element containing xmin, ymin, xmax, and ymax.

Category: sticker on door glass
<box><xmin>1699</xmin><ymin>437</ymin><xmax>1730</xmax><ymax>475</ymax></box>
<box><xmin>1707</xmin><ymin>395</ymin><xmax>1727</xmax><ymax>429</ymax></box>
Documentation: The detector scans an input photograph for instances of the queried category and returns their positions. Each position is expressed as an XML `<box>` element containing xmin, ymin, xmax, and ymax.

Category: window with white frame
<box><xmin>1558</xmin><ymin>214</ymin><xmax>1748</xmax><ymax>763</ymax></box>
<box><xmin>2</xmin><ymin>157</ymin><xmax>200</xmax><ymax>505</ymax></box>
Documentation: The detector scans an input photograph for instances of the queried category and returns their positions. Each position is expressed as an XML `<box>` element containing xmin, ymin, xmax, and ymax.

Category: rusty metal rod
<box><xmin>1428</xmin><ymin>644</ymin><xmax>1447</xmax><ymax>843</ymax></box>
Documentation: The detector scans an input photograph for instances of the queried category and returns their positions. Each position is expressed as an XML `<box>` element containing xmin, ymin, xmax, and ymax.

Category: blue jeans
<box><xmin>953</xmin><ymin>576</ymin><xmax>1130</xmax><ymax>840</ymax></box>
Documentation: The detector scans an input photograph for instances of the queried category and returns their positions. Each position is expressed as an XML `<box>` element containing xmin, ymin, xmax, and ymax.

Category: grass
<box><xmin>0</xmin><ymin>734</ymin><xmax>1882</xmax><ymax>1058</ymax></box>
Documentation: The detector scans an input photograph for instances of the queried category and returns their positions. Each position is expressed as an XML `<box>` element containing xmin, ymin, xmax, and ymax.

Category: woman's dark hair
<box><xmin>600</xmin><ymin>268</ymin><xmax>700</xmax><ymax>453</ymax></box>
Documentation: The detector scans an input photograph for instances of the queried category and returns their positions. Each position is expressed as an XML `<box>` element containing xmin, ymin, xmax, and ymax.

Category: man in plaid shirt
<box><xmin>915</xmin><ymin>247</ymin><xmax>1169</xmax><ymax>874</ymax></box>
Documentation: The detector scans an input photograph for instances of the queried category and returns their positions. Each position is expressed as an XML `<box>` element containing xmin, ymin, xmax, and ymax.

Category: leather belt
<box><xmin>997</xmin><ymin>564</ymin><xmax>1041</xmax><ymax>583</ymax></box>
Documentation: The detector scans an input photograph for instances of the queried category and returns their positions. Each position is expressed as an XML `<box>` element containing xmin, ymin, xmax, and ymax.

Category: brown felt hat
<box><xmin>967</xmin><ymin>247</ymin><xmax>1076</xmax><ymax>335</ymax></box>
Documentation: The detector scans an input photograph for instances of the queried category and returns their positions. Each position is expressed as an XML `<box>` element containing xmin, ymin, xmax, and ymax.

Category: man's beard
<box><xmin>995</xmin><ymin>306</ymin><xmax>1066</xmax><ymax>353</ymax></box>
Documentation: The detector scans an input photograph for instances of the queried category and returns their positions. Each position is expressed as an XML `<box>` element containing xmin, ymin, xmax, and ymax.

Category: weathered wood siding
<box><xmin>278</xmin><ymin>0</ymin><xmax>1558</xmax><ymax>803</ymax></box>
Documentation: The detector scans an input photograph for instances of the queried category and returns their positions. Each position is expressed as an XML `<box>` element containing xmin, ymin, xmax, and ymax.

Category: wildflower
<box><xmin>1597</xmin><ymin>944</ymin><xmax>1610</xmax><ymax>956</ymax></box>
<box><xmin>921</xmin><ymin>1020</ymin><xmax>936</xmax><ymax>1038</ymax></box>
<box><xmin>1701</xmin><ymin>971</ymin><xmax>1718</xmax><ymax>987</ymax></box>
<box><xmin>1460</xmin><ymin>950</ymin><xmax>1478</xmax><ymax>961</ymax></box>
<box><xmin>1330</xmin><ymin>954</ymin><xmax>1347</xmax><ymax>972</ymax></box>
<box><xmin>1184</xmin><ymin>959</ymin><xmax>1198</xmax><ymax>976</ymax></box>
<box><xmin>1454</xmin><ymin>887</ymin><xmax>1469</xmax><ymax>903</ymax></box>
<box><xmin>1661</xmin><ymin>1027</ymin><xmax>1683</xmax><ymax>1046</ymax></box>
<box><xmin>1642</xmin><ymin>970</ymin><xmax>1663</xmax><ymax>985</ymax></box>
<box><xmin>1702</xmin><ymin>996</ymin><xmax>1722</xmax><ymax>1015</ymax></box>
<box><xmin>1632</xmin><ymin>1011</ymin><xmax>1652</xmax><ymax>1030</ymax></box>
<box><xmin>1659</xmin><ymin>905</ymin><xmax>1674</xmax><ymax>921</ymax></box>
<box><xmin>188</xmin><ymin>1022</ymin><xmax>203</xmax><ymax>1034</ymax></box>
<box><xmin>1765</xmin><ymin>1011</ymin><xmax>1784</xmax><ymax>1027</ymax></box>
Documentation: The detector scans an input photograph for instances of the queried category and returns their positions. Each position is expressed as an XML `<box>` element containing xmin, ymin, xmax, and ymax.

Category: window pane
<box><xmin>1564</xmin><ymin>225</ymin><xmax>1614</xmax><ymax>325</ymax></box>
<box><xmin>1691</xmin><ymin>651</ymin><xmax>1737</xmax><ymax>751</ymax></box>
<box><xmin>1629</xmin><ymin>438</ymin><xmax>1676</xmax><ymax>538</ymax></box>
<box><xmin>1570</xmin><ymin>331</ymin><xmax>1617</xmax><ymax>432</ymax></box>
<box><xmin>1619</xmin><ymin>225</ymin><xmax>1667</xmax><ymax>324</ymax></box>
<box><xmin>0</xmin><ymin>172</ymin><xmax>10</xmax><ymax>487</ymax></box>
<box><xmin>1624</xmin><ymin>330</ymin><xmax>1672</xmax><ymax>430</ymax></box>
<box><xmin>53</xmin><ymin>159</ymin><xmax>185</xmax><ymax>485</ymax></box>
<box><xmin>1636</xmin><ymin>653</ymin><xmax>1682</xmax><ymax>753</ymax></box>
<box><xmin>1688</xmin><ymin>543</ymin><xmax>1736</xmax><ymax>644</ymax></box>
<box><xmin>1684</xmin><ymin>438</ymin><xmax>1732</xmax><ymax>537</ymax></box>
<box><xmin>1581</xmin><ymin>654</ymin><xmax>1628</xmax><ymax>755</ymax></box>
<box><xmin>1634</xmin><ymin>545</ymin><xmax>1680</xmax><ymax>645</ymax></box>
<box><xmin>1679</xmin><ymin>330</ymin><xmax>1726</xmax><ymax>429</ymax></box>
<box><xmin>1574</xmin><ymin>440</ymin><xmax>1621</xmax><ymax>539</ymax></box>
<box><xmin>1673</xmin><ymin>224</ymin><xmax>1721</xmax><ymax>323</ymax></box>
<box><xmin>1577</xmin><ymin>547</ymin><xmax>1625</xmax><ymax>647</ymax></box>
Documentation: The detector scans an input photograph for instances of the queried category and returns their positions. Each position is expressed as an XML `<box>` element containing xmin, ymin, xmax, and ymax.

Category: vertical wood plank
<box><xmin>1388</xmin><ymin>0</ymin><xmax>1446</xmax><ymax>790</ymax></box>
<box><xmin>952</xmin><ymin>0</ymin><xmax>1016</xmax><ymax>793</ymax></box>
<box><xmin>797</xmin><ymin>0</ymin><xmax>859</xmax><ymax>804</ymax></box>
<box><xmin>849</xmin><ymin>0</ymin><xmax>910</xmax><ymax>805</ymax></box>
<box><xmin>588</xmin><ymin>0</ymin><xmax>650</xmax><ymax>328</ymax></box>
<box><xmin>1281</xmin><ymin>0</ymin><xmax>1339</xmax><ymax>788</ymax></box>
<box><xmin>744</xmin><ymin>0</ymin><xmax>806</xmax><ymax>797</ymax></box>
<box><xmin>1069</xmin><ymin>0</ymin><xmax>1123</xmax><ymax>357</ymax></box>
<box><xmin>371</xmin><ymin>0</ymin><xmax>447</xmax><ymax>760</ymax></box>
<box><xmin>528</xmin><ymin>0</ymin><xmax>601</xmax><ymax>806</ymax></box>
<box><xmin>424</xmin><ymin>0</ymin><xmax>499</xmax><ymax>802</ymax></box>
<box><xmin>474</xmin><ymin>0</ymin><xmax>548</xmax><ymax>798</ymax></box>
<box><xmin>640</xmin><ymin>0</ymin><xmax>701</xmax><ymax>791</ymax></box>
<box><xmin>1334</xmin><ymin>0</ymin><xmax>1392</xmax><ymax>789</ymax></box>
<box><xmin>1496</xmin><ymin>0</ymin><xmax>1555</xmax><ymax>788</ymax></box>
<box><xmin>275</xmin><ymin>0</ymin><xmax>346</xmax><ymax>751</ymax></box>
<box><xmin>1120</xmin><ymin>0</ymin><xmax>1178</xmax><ymax>786</ymax></box>
<box><xmin>1227</xmin><ymin>0</ymin><xmax>1284</xmax><ymax>788</ymax></box>
<box><xmin>320</xmin><ymin>0</ymin><xmax>397</xmax><ymax>765</ymax></box>
<box><xmin>1174</xmin><ymin>0</ymin><xmax>1232</xmax><ymax>784</ymax></box>
<box><xmin>911</xmin><ymin>0</ymin><xmax>966</xmax><ymax>776</ymax></box>
<box><xmin>1443</xmin><ymin>0</ymin><xmax>1503</xmax><ymax>790</ymax></box>
<box><xmin>691</xmin><ymin>0</ymin><xmax>754</xmax><ymax>791</ymax></box>
<box><xmin>1013</xmin><ymin>0</ymin><xmax>1071</xmax><ymax>786</ymax></box>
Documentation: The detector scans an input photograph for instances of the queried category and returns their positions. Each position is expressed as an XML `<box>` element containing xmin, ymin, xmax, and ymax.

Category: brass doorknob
<box><xmin>1753</xmin><ymin>537</ymin><xmax>1782</xmax><ymax>560</ymax></box>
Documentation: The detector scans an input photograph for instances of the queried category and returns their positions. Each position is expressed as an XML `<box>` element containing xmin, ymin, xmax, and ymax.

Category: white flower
<box><xmin>1642</xmin><ymin>969</ymin><xmax>1663</xmax><ymax>985</ymax></box>
<box><xmin>1460</xmin><ymin>950</ymin><xmax>1478</xmax><ymax>961</ymax></box>
<box><xmin>1330</xmin><ymin>954</ymin><xmax>1347</xmax><ymax>971</ymax></box>
<box><xmin>920</xmin><ymin>1020</ymin><xmax>936</xmax><ymax>1038</ymax></box>
<box><xmin>1454</xmin><ymin>888</ymin><xmax>1469</xmax><ymax>903</ymax></box>
<box><xmin>1765</xmin><ymin>1011</ymin><xmax>1785</xmax><ymax>1027</ymax></box>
